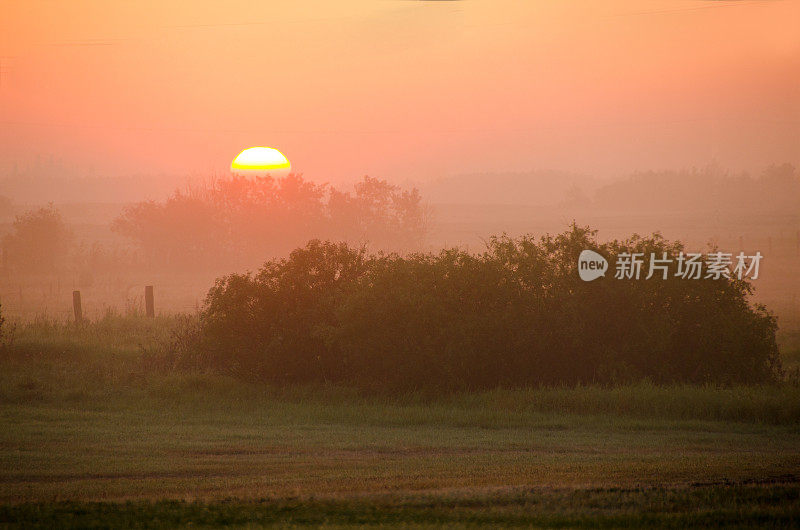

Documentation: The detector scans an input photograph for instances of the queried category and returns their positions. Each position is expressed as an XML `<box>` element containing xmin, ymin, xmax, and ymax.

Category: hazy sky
<box><xmin>1</xmin><ymin>0</ymin><xmax>798</xmax><ymax>184</ymax></box>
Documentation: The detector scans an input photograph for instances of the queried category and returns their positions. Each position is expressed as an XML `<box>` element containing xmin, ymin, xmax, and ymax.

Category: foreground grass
<box><xmin>1</xmin><ymin>315</ymin><xmax>799</xmax><ymax>526</ymax></box>
<box><xmin>3</xmin><ymin>314</ymin><xmax>800</xmax><ymax>425</ymax></box>
<box><xmin>2</xmin><ymin>484</ymin><xmax>798</xmax><ymax>528</ymax></box>
<box><xmin>3</xmin><ymin>385</ymin><xmax>800</xmax><ymax>500</ymax></box>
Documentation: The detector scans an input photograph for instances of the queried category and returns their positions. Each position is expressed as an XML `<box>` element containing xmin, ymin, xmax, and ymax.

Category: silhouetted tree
<box><xmin>2</xmin><ymin>204</ymin><xmax>72</xmax><ymax>274</ymax></box>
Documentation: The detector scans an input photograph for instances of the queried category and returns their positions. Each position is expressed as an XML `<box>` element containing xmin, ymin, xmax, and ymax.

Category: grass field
<box><xmin>0</xmin><ymin>315</ymin><xmax>799</xmax><ymax>527</ymax></box>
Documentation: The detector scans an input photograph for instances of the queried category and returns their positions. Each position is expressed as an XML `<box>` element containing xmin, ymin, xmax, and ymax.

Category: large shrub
<box><xmin>193</xmin><ymin>226</ymin><xmax>780</xmax><ymax>391</ymax></box>
<box><xmin>198</xmin><ymin>240</ymin><xmax>368</xmax><ymax>382</ymax></box>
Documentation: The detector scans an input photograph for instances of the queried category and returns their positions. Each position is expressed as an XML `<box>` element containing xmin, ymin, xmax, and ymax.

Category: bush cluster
<box><xmin>189</xmin><ymin>225</ymin><xmax>780</xmax><ymax>391</ymax></box>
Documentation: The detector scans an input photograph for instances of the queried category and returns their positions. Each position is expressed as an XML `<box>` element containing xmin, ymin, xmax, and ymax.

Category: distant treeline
<box><xmin>2</xmin><ymin>163</ymin><xmax>797</xmax><ymax>277</ymax></box>
<box><xmin>586</xmin><ymin>163</ymin><xmax>800</xmax><ymax>212</ymax></box>
<box><xmin>0</xmin><ymin>175</ymin><xmax>427</xmax><ymax>275</ymax></box>
<box><xmin>168</xmin><ymin>225</ymin><xmax>780</xmax><ymax>391</ymax></box>
<box><xmin>112</xmin><ymin>174</ymin><xmax>426</xmax><ymax>270</ymax></box>
<box><xmin>420</xmin><ymin>163</ymin><xmax>800</xmax><ymax>211</ymax></box>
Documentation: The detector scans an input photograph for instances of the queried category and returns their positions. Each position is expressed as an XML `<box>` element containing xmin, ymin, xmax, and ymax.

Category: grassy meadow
<box><xmin>0</xmin><ymin>314</ymin><xmax>799</xmax><ymax>527</ymax></box>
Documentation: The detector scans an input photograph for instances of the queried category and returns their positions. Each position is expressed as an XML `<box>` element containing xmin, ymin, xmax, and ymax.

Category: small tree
<box><xmin>2</xmin><ymin>204</ymin><xmax>72</xmax><ymax>274</ymax></box>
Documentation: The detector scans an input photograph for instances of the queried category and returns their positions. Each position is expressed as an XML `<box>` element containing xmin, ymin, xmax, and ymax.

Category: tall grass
<box><xmin>9</xmin><ymin>309</ymin><xmax>179</xmax><ymax>354</ymax></box>
<box><xmin>0</xmin><ymin>311</ymin><xmax>188</xmax><ymax>403</ymax></box>
<box><xmin>1</xmin><ymin>313</ymin><xmax>799</xmax><ymax>425</ymax></box>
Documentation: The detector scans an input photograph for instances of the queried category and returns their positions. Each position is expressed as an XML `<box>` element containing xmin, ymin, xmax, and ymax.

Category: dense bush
<box><xmin>189</xmin><ymin>225</ymin><xmax>780</xmax><ymax>391</ymax></box>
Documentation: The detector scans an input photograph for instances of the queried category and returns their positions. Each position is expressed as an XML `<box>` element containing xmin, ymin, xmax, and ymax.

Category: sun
<box><xmin>231</xmin><ymin>147</ymin><xmax>290</xmax><ymax>175</ymax></box>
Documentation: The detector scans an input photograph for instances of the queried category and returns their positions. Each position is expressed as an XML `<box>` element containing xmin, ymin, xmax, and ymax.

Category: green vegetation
<box><xmin>0</xmin><ymin>293</ymin><xmax>798</xmax><ymax>526</ymax></box>
<box><xmin>779</xmin><ymin>325</ymin><xmax>800</xmax><ymax>378</ymax></box>
<box><xmin>1</xmin><ymin>314</ymin><xmax>797</xmax><ymax>422</ymax></box>
<box><xmin>195</xmin><ymin>226</ymin><xmax>780</xmax><ymax>390</ymax></box>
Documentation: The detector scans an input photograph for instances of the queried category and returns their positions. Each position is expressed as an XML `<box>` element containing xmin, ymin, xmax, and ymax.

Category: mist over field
<box><xmin>1</xmin><ymin>163</ymin><xmax>797</xmax><ymax>326</ymax></box>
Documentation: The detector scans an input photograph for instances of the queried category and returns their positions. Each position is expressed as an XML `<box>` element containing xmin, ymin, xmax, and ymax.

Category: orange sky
<box><xmin>1</xmin><ymin>0</ymin><xmax>798</xmax><ymax>184</ymax></box>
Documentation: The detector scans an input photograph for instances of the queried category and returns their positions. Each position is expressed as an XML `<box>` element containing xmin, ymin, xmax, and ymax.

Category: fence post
<box><xmin>72</xmin><ymin>290</ymin><xmax>82</xmax><ymax>324</ymax></box>
<box><xmin>145</xmin><ymin>285</ymin><xmax>154</xmax><ymax>318</ymax></box>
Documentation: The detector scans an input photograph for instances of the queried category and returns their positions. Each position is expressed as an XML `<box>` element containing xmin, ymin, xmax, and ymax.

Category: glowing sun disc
<box><xmin>231</xmin><ymin>147</ymin><xmax>290</xmax><ymax>172</ymax></box>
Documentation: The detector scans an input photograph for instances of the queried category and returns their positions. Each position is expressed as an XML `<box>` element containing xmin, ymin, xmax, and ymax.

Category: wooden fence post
<box><xmin>72</xmin><ymin>290</ymin><xmax>82</xmax><ymax>324</ymax></box>
<box><xmin>145</xmin><ymin>285</ymin><xmax>154</xmax><ymax>318</ymax></box>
